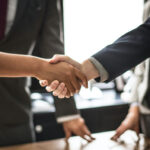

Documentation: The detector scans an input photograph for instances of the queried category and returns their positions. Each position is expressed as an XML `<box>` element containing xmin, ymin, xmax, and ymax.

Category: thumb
<box><xmin>39</xmin><ymin>80</ymin><xmax>48</xmax><ymax>87</ymax></box>
<box><xmin>49</xmin><ymin>55</ymin><xmax>67</xmax><ymax>64</ymax></box>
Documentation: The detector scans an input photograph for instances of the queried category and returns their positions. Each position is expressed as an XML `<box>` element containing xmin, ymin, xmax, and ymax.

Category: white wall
<box><xmin>64</xmin><ymin>0</ymin><xmax>143</xmax><ymax>62</ymax></box>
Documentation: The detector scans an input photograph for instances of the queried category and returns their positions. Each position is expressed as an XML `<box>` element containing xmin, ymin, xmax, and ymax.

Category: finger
<box><xmin>46</xmin><ymin>86</ymin><xmax>53</xmax><ymax>92</ymax></box>
<box><xmin>80</xmin><ymin>127</ymin><xmax>94</xmax><ymax>142</ymax></box>
<box><xmin>58</xmin><ymin>87</ymin><xmax>67</xmax><ymax>99</ymax></box>
<box><xmin>49</xmin><ymin>55</ymin><xmax>82</xmax><ymax>70</ymax></box>
<box><xmin>46</xmin><ymin>80</ymin><xmax>60</xmax><ymax>92</ymax></box>
<box><xmin>53</xmin><ymin>83</ymin><xmax>65</xmax><ymax>97</ymax></box>
<box><xmin>70</xmin><ymin>72</ymin><xmax>81</xmax><ymax>93</ymax></box>
<box><xmin>66</xmin><ymin>80</ymin><xmax>76</xmax><ymax>95</ymax></box>
<box><xmin>74</xmin><ymin>68</ymin><xmax>88</xmax><ymax>88</ymax></box>
<box><xmin>66</xmin><ymin>95</ymin><xmax>71</xmax><ymax>99</ymax></box>
<box><xmin>82</xmin><ymin>126</ymin><xmax>95</xmax><ymax>140</ymax></box>
<box><xmin>47</xmin><ymin>80</ymin><xmax>60</xmax><ymax>92</ymax></box>
<box><xmin>111</xmin><ymin>124</ymin><xmax>127</xmax><ymax>141</ymax></box>
<box><xmin>49</xmin><ymin>55</ymin><xmax>68</xmax><ymax>64</ymax></box>
<box><xmin>76</xmin><ymin>130</ymin><xmax>92</xmax><ymax>143</ymax></box>
<box><xmin>65</xmin><ymin>90</ymin><xmax>71</xmax><ymax>98</ymax></box>
<box><xmin>39</xmin><ymin>80</ymin><xmax>48</xmax><ymax>87</ymax></box>
<box><xmin>70</xmin><ymin>125</ymin><xmax>90</xmax><ymax>142</ymax></box>
<box><xmin>64</xmin><ymin>127</ymin><xmax>72</xmax><ymax>141</ymax></box>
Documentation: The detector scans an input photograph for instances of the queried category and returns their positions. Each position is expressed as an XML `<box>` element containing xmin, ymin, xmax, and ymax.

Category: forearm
<box><xmin>127</xmin><ymin>104</ymin><xmax>139</xmax><ymax>118</ymax></box>
<box><xmin>0</xmin><ymin>52</ymin><xmax>41</xmax><ymax>78</ymax></box>
<box><xmin>80</xmin><ymin>59</ymin><xmax>100</xmax><ymax>81</ymax></box>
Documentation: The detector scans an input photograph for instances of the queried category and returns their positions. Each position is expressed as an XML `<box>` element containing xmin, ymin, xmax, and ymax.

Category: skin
<box><xmin>0</xmin><ymin>52</ymin><xmax>88</xmax><ymax>95</ymax></box>
<box><xmin>40</xmin><ymin>55</ymin><xmax>140</xmax><ymax>141</ymax></box>
<box><xmin>0</xmin><ymin>52</ymin><xmax>92</xmax><ymax>141</ymax></box>
<box><xmin>111</xmin><ymin>105</ymin><xmax>139</xmax><ymax>141</ymax></box>
<box><xmin>63</xmin><ymin>118</ymin><xmax>95</xmax><ymax>142</ymax></box>
<box><xmin>40</xmin><ymin>55</ymin><xmax>99</xmax><ymax>98</ymax></box>
<box><xmin>39</xmin><ymin>55</ymin><xmax>98</xmax><ymax>141</ymax></box>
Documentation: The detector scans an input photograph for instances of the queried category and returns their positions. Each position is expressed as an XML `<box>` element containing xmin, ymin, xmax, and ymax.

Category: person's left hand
<box><xmin>62</xmin><ymin>117</ymin><xmax>95</xmax><ymax>142</ymax></box>
<box><xmin>39</xmin><ymin>55</ymin><xmax>100</xmax><ymax>98</ymax></box>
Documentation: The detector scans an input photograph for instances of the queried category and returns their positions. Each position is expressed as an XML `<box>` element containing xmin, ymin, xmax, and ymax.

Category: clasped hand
<box><xmin>37</xmin><ymin>55</ymin><xmax>88</xmax><ymax>98</ymax></box>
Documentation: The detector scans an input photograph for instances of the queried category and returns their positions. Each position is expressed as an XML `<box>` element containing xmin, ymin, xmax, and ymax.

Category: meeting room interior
<box><xmin>0</xmin><ymin>0</ymin><xmax>150</xmax><ymax>150</ymax></box>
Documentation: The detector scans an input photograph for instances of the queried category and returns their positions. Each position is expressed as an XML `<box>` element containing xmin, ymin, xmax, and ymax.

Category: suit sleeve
<box><xmin>33</xmin><ymin>0</ymin><xmax>79</xmax><ymax>121</ymax></box>
<box><xmin>92</xmin><ymin>18</ymin><xmax>150</xmax><ymax>82</ymax></box>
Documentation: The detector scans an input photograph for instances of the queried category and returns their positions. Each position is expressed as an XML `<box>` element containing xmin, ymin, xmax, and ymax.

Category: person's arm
<box><xmin>0</xmin><ymin>52</ymin><xmax>40</xmax><ymax>77</ymax></box>
<box><xmin>33</xmin><ymin>0</ymin><xmax>92</xmax><ymax>141</ymax></box>
<box><xmin>111</xmin><ymin>103</ymin><xmax>140</xmax><ymax>141</ymax></box>
<box><xmin>53</xmin><ymin>96</ymin><xmax>95</xmax><ymax>142</ymax></box>
<box><xmin>0</xmin><ymin>52</ymin><xmax>87</xmax><ymax>95</ymax></box>
<box><xmin>92</xmin><ymin>18</ymin><xmax>150</xmax><ymax>82</ymax></box>
<box><xmin>42</xmin><ymin>17</ymin><xmax>150</xmax><ymax>97</ymax></box>
<box><xmin>40</xmin><ymin>55</ymin><xmax>102</xmax><ymax>98</ymax></box>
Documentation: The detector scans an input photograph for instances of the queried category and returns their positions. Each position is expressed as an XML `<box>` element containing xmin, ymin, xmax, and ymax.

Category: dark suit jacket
<box><xmin>93</xmin><ymin>17</ymin><xmax>150</xmax><ymax>108</ymax></box>
<box><xmin>0</xmin><ymin>0</ymin><xmax>78</xmax><ymax>146</ymax></box>
<box><xmin>92</xmin><ymin>17</ymin><xmax>150</xmax><ymax>137</ymax></box>
<box><xmin>93</xmin><ymin>18</ymin><xmax>150</xmax><ymax>82</ymax></box>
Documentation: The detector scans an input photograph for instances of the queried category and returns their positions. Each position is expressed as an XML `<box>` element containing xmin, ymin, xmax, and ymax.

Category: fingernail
<box><xmin>60</xmin><ymin>83</ymin><xmax>65</xmax><ymax>87</ymax></box>
<box><xmin>53</xmin><ymin>92</ymin><xmax>57</xmax><ymax>96</ymax></box>
<box><xmin>76</xmin><ymin>90</ymin><xmax>79</xmax><ymax>93</ymax></box>
<box><xmin>46</xmin><ymin>86</ymin><xmax>51</xmax><ymax>92</ymax></box>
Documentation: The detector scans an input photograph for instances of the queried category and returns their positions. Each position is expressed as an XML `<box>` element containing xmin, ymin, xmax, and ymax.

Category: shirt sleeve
<box><xmin>57</xmin><ymin>114</ymin><xmax>81</xmax><ymax>123</ymax></box>
<box><xmin>89</xmin><ymin>57</ymin><xmax>109</xmax><ymax>82</ymax></box>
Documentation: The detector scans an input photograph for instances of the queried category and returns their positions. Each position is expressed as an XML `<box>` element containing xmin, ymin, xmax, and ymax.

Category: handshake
<box><xmin>0</xmin><ymin>52</ymin><xmax>99</xmax><ymax>98</ymax></box>
<box><xmin>37</xmin><ymin>55</ymin><xmax>100</xmax><ymax>99</ymax></box>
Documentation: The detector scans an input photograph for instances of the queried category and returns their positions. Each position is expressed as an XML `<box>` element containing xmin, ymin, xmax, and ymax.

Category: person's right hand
<box><xmin>35</xmin><ymin>59</ymin><xmax>88</xmax><ymax>96</ymax></box>
<box><xmin>111</xmin><ymin>105</ymin><xmax>140</xmax><ymax>141</ymax></box>
<box><xmin>39</xmin><ymin>55</ymin><xmax>84</xmax><ymax>98</ymax></box>
<box><xmin>40</xmin><ymin>55</ymin><xmax>99</xmax><ymax>98</ymax></box>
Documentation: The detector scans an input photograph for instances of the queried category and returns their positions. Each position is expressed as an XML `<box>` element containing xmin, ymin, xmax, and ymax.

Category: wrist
<box><xmin>30</xmin><ymin>57</ymin><xmax>50</xmax><ymax>79</ymax></box>
<box><xmin>128</xmin><ymin>105</ymin><xmax>139</xmax><ymax>118</ymax></box>
<box><xmin>129</xmin><ymin>105</ymin><xmax>139</xmax><ymax>113</ymax></box>
<box><xmin>81</xmin><ymin>59</ymin><xmax>99</xmax><ymax>81</ymax></box>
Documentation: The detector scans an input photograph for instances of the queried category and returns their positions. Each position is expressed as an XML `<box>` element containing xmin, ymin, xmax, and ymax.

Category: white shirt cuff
<box><xmin>57</xmin><ymin>114</ymin><xmax>81</xmax><ymax>123</ymax></box>
<box><xmin>89</xmin><ymin>57</ymin><xmax>109</xmax><ymax>82</ymax></box>
<box><xmin>131</xmin><ymin>102</ymin><xmax>139</xmax><ymax>107</ymax></box>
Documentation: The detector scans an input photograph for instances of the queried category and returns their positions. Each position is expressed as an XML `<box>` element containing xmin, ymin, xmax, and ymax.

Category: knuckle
<box><xmin>51</xmin><ymin>85</ymin><xmax>56</xmax><ymax>90</ymax></box>
<box><xmin>80</xmin><ymin>118</ymin><xmax>85</xmax><ymax>124</ymax></box>
<box><xmin>54</xmin><ymin>54</ymin><xmax>58</xmax><ymax>58</ymax></box>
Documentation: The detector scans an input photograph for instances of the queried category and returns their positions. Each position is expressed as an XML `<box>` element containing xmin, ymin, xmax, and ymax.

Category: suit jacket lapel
<box><xmin>4</xmin><ymin>0</ymin><xmax>29</xmax><ymax>40</ymax></box>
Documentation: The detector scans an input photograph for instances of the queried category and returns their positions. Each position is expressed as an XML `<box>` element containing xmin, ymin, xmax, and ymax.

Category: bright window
<box><xmin>64</xmin><ymin>0</ymin><xmax>143</xmax><ymax>62</ymax></box>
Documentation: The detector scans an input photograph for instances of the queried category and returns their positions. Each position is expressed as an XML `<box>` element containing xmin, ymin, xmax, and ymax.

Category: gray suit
<box><xmin>0</xmin><ymin>0</ymin><xmax>78</xmax><ymax>146</ymax></box>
